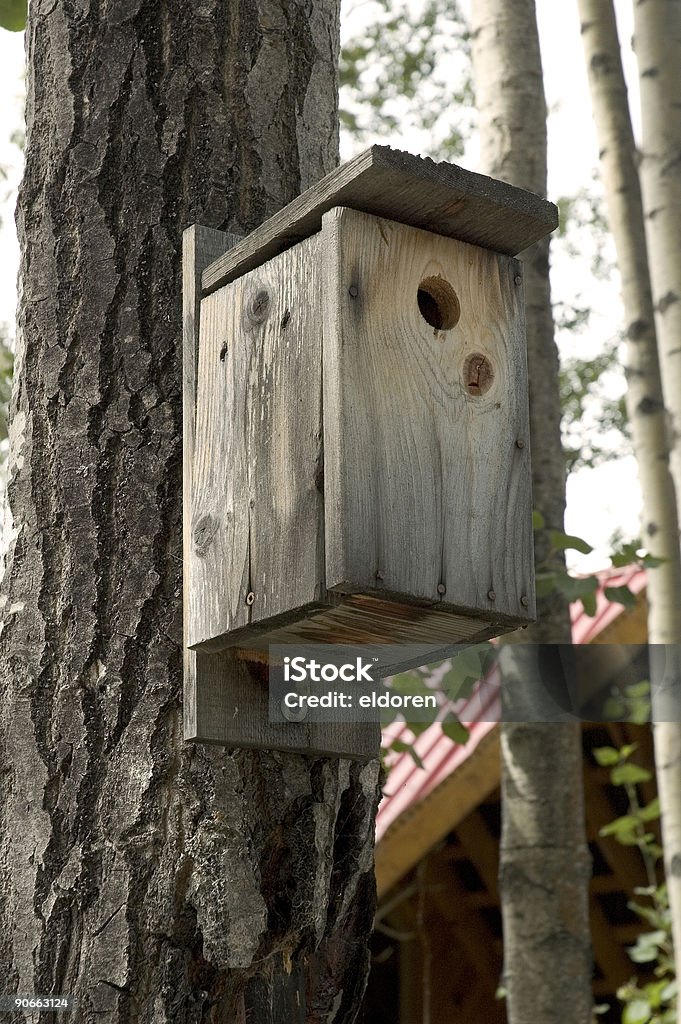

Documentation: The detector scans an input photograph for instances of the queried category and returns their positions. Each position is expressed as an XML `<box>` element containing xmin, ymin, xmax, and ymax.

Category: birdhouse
<box><xmin>183</xmin><ymin>146</ymin><xmax>558</xmax><ymax>756</ymax></box>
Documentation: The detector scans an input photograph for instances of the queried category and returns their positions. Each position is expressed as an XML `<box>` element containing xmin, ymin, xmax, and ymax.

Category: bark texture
<box><xmin>471</xmin><ymin>1</ymin><xmax>593</xmax><ymax>1021</ymax></box>
<box><xmin>634</xmin><ymin>0</ymin><xmax>681</xmax><ymax>1004</ymax></box>
<box><xmin>635</xmin><ymin>0</ymin><xmax>681</xmax><ymax>501</ymax></box>
<box><xmin>0</xmin><ymin>2</ymin><xmax>380</xmax><ymax>1022</ymax></box>
<box><xmin>579</xmin><ymin>0</ymin><xmax>681</xmax><ymax>645</ymax></box>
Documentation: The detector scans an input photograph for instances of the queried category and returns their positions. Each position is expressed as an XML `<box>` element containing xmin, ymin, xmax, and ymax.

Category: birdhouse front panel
<box><xmin>322</xmin><ymin>206</ymin><xmax>534</xmax><ymax>626</ymax></box>
<box><xmin>188</xmin><ymin>205</ymin><xmax>534</xmax><ymax>655</ymax></box>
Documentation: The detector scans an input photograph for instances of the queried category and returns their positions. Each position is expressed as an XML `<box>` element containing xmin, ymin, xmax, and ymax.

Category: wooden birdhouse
<box><xmin>183</xmin><ymin>147</ymin><xmax>558</xmax><ymax>756</ymax></box>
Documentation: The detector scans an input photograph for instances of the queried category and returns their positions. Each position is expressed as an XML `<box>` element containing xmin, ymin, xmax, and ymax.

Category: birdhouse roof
<box><xmin>201</xmin><ymin>145</ymin><xmax>559</xmax><ymax>295</ymax></box>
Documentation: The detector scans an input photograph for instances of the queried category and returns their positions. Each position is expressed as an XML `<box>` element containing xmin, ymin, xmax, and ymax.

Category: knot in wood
<box><xmin>463</xmin><ymin>353</ymin><xmax>494</xmax><ymax>397</ymax></box>
<box><xmin>245</xmin><ymin>287</ymin><xmax>270</xmax><ymax>326</ymax></box>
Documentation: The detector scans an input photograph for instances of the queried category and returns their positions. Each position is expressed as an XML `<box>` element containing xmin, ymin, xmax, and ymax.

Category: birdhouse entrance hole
<box><xmin>417</xmin><ymin>275</ymin><xmax>461</xmax><ymax>330</ymax></box>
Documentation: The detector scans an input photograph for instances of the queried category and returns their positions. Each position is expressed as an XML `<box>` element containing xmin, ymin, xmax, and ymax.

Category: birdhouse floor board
<box><xmin>190</xmin><ymin>591</ymin><xmax>500</xmax><ymax>654</ymax></box>
<box><xmin>201</xmin><ymin>146</ymin><xmax>559</xmax><ymax>295</ymax></box>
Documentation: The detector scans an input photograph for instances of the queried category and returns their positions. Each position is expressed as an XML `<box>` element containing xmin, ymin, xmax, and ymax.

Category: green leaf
<box><xmin>626</xmin><ymin>680</ymin><xmax>651</xmax><ymax>699</ymax></box>
<box><xmin>617</xmin><ymin>830</ymin><xmax>655</xmax><ymax>846</ymax></box>
<box><xmin>604</xmin><ymin>584</ymin><xmax>637</xmax><ymax>609</ymax></box>
<box><xmin>623</xmin><ymin>996</ymin><xmax>651</xmax><ymax>1023</ymax></box>
<box><xmin>644</xmin><ymin>978</ymin><xmax>669</xmax><ymax>1010</ymax></box>
<box><xmin>535</xmin><ymin>572</ymin><xmax>557</xmax><ymax>598</ymax></box>
<box><xmin>660</xmin><ymin>980</ymin><xmax>677</xmax><ymax>1001</ymax></box>
<box><xmin>549</xmin><ymin>529</ymin><xmax>593</xmax><ymax>554</ymax></box>
<box><xmin>611</xmin><ymin>763</ymin><xmax>653</xmax><ymax>786</ymax></box>
<box><xmin>640</xmin><ymin>553</ymin><xmax>667</xmax><ymax>569</ymax></box>
<box><xmin>603</xmin><ymin>695</ymin><xmax>627</xmax><ymax>720</ymax></box>
<box><xmin>598</xmin><ymin>814</ymin><xmax>640</xmax><ymax>839</ymax></box>
<box><xmin>532</xmin><ymin>509</ymin><xmax>545</xmax><ymax>530</ymax></box>
<box><xmin>581</xmin><ymin>591</ymin><xmax>598</xmax><ymax>617</ymax></box>
<box><xmin>387</xmin><ymin>740</ymin><xmax>425</xmax><ymax>769</ymax></box>
<box><xmin>628</xmin><ymin>901</ymin><xmax>666</xmax><ymax>929</ymax></box>
<box><xmin>0</xmin><ymin>0</ymin><xmax>26</xmax><ymax>30</ymax></box>
<box><xmin>593</xmin><ymin>746</ymin><xmax>620</xmax><ymax>766</ymax></box>
<box><xmin>639</xmin><ymin>797</ymin><xmax>660</xmax><ymax>823</ymax></box>
<box><xmin>441</xmin><ymin>715</ymin><xmax>469</xmax><ymax>745</ymax></box>
<box><xmin>552</xmin><ymin>573</ymin><xmax>599</xmax><ymax>602</ymax></box>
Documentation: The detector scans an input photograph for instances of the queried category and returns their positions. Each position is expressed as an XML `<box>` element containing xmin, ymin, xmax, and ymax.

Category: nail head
<box><xmin>281</xmin><ymin>698</ymin><xmax>307</xmax><ymax>722</ymax></box>
<box><xmin>246</xmin><ymin>591</ymin><xmax>255</xmax><ymax>606</ymax></box>
<box><xmin>437</xmin><ymin>583</ymin><xmax>446</xmax><ymax>595</ymax></box>
<box><xmin>487</xmin><ymin>590</ymin><xmax>496</xmax><ymax>601</ymax></box>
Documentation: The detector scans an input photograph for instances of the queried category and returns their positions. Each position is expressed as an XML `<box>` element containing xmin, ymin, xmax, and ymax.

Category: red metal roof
<box><xmin>376</xmin><ymin>567</ymin><xmax>647</xmax><ymax>842</ymax></box>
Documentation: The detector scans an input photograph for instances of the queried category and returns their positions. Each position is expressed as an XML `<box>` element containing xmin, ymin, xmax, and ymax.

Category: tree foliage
<box><xmin>594</xmin><ymin>742</ymin><xmax>676</xmax><ymax>1023</ymax></box>
<box><xmin>340</xmin><ymin>0</ymin><xmax>473</xmax><ymax>161</ymax></box>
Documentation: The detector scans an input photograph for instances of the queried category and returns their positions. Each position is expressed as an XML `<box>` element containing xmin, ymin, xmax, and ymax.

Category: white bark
<box><xmin>634</xmin><ymin>1</ymin><xmax>681</xmax><ymax>1004</ymax></box>
<box><xmin>579</xmin><ymin>0</ymin><xmax>681</xmax><ymax>645</ymax></box>
<box><xmin>471</xmin><ymin>2</ymin><xmax>593</xmax><ymax>1021</ymax></box>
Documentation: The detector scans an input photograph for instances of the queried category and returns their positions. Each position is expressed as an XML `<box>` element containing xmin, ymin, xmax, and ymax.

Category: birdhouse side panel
<box><xmin>321</xmin><ymin>206</ymin><xmax>534</xmax><ymax>624</ymax></box>
<box><xmin>188</xmin><ymin>234</ymin><xmax>324</xmax><ymax>649</ymax></box>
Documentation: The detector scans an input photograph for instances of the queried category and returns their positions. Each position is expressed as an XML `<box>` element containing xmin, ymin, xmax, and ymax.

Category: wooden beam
<box><xmin>454</xmin><ymin>810</ymin><xmax>500</xmax><ymax>902</ymax></box>
<box><xmin>375</xmin><ymin>726</ymin><xmax>501</xmax><ymax>897</ymax></box>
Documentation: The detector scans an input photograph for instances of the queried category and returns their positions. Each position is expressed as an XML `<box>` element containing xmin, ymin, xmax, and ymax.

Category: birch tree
<box><xmin>578</xmin><ymin>0</ymin><xmax>681</xmax><ymax>652</ymax></box>
<box><xmin>0</xmin><ymin>3</ymin><xmax>379</xmax><ymax>1021</ymax></box>
<box><xmin>632</xmin><ymin>0</ymin><xmax>681</xmax><ymax>1004</ymax></box>
<box><xmin>471</xmin><ymin>1</ymin><xmax>593</xmax><ymax>1020</ymax></box>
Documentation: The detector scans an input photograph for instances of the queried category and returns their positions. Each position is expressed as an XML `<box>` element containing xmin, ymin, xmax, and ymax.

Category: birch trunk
<box><xmin>578</xmin><ymin>0</ymin><xmax>681</xmax><ymax>647</ymax></box>
<box><xmin>471</xmin><ymin>1</ymin><xmax>593</xmax><ymax>1020</ymax></box>
<box><xmin>0</xmin><ymin>3</ymin><xmax>380</xmax><ymax>1022</ymax></box>
<box><xmin>633</xmin><ymin>0</ymin><xmax>681</xmax><ymax>1003</ymax></box>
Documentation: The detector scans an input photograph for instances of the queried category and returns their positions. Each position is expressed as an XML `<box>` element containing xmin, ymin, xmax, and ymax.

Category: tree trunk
<box><xmin>0</xmin><ymin>3</ymin><xmax>380</xmax><ymax>1022</ymax></box>
<box><xmin>579</xmin><ymin>0</ymin><xmax>681</xmax><ymax>647</ymax></box>
<box><xmin>633</xmin><ymin>1</ymin><xmax>681</xmax><ymax>1004</ymax></box>
<box><xmin>471</xmin><ymin>1</ymin><xmax>593</xmax><ymax>1020</ymax></box>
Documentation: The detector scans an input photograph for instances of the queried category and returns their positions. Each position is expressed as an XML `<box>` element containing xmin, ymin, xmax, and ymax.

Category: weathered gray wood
<box><xmin>185</xmin><ymin>225</ymin><xmax>378</xmax><ymax>757</ymax></box>
<box><xmin>202</xmin><ymin>145</ymin><xmax>559</xmax><ymax>295</ymax></box>
<box><xmin>188</xmin><ymin>650</ymin><xmax>379</xmax><ymax>759</ymax></box>
<box><xmin>183</xmin><ymin>224</ymin><xmax>238</xmax><ymax>740</ymax></box>
<box><xmin>322</xmin><ymin>207</ymin><xmax>535</xmax><ymax>625</ymax></box>
<box><xmin>189</xmin><ymin>233</ymin><xmax>324</xmax><ymax>649</ymax></box>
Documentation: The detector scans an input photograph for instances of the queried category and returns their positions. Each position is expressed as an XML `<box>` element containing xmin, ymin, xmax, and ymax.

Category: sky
<box><xmin>0</xmin><ymin>1</ymin><xmax>645</xmax><ymax>571</ymax></box>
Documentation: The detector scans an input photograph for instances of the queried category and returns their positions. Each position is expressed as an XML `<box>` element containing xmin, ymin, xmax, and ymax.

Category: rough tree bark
<box><xmin>633</xmin><ymin>0</ymin><xmax>681</xmax><ymax>1005</ymax></box>
<box><xmin>471</xmin><ymin>1</ymin><xmax>593</xmax><ymax>1021</ymax></box>
<box><xmin>0</xmin><ymin>3</ymin><xmax>380</xmax><ymax>1022</ymax></box>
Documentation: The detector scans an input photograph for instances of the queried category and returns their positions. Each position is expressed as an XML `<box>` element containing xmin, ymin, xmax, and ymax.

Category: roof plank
<box><xmin>201</xmin><ymin>145</ymin><xmax>558</xmax><ymax>294</ymax></box>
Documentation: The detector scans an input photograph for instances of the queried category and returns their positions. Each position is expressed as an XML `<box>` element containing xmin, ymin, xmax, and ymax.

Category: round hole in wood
<box><xmin>463</xmin><ymin>352</ymin><xmax>494</xmax><ymax>396</ymax></box>
<box><xmin>417</xmin><ymin>276</ymin><xmax>461</xmax><ymax>330</ymax></box>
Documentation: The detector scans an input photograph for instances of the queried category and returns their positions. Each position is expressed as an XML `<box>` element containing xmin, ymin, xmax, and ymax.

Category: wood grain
<box><xmin>182</xmin><ymin>224</ymin><xmax>238</xmax><ymax>741</ymax></box>
<box><xmin>189</xmin><ymin>233</ymin><xmax>324</xmax><ymax>649</ymax></box>
<box><xmin>184</xmin><ymin>225</ymin><xmax>378</xmax><ymax>757</ymax></box>
<box><xmin>202</xmin><ymin>146</ymin><xmax>559</xmax><ymax>295</ymax></box>
<box><xmin>322</xmin><ymin>206</ymin><xmax>535</xmax><ymax>626</ymax></box>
